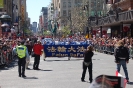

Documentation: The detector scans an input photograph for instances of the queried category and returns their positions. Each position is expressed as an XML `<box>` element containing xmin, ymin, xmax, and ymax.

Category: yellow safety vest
<box><xmin>16</xmin><ymin>45</ymin><xmax>26</xmax><ymax>58</ymax></box>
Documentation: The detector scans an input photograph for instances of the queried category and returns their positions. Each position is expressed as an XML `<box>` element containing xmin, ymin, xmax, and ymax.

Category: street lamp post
<box><xmin>83</xmin><ymin>3</ymin><xmax>91</xmax><ymax>38</ymax></box>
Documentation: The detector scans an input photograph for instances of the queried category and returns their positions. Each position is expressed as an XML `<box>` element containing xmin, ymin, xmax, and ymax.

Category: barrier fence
<box><xmin>94</xmin><ymin>44</ymin><xmax>133</xmax><ymax>59</ymax></box>
<box><xmin>0</xmin><ymin>48</ymin><xmax>13</xmax><ymax>67</ymax></box>
<box><xmin>94</xmin><ymin>44</ymin><xmax>115</xmax><ymax>54</ymax></box>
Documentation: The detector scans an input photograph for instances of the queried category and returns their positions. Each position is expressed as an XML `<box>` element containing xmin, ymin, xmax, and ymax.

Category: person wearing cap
<box><xmin>15</xmin><ymin>40</ymin><xmax>29</xmax><ymax>77</ymax></box>
<box><xmin>33</xmin><ymin>40</ymin><xmax>43</xmax><ymax>70</ymax></box>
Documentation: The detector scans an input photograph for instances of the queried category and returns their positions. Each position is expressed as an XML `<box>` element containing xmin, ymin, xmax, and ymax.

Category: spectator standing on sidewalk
<box><xmin>33</xmin><ymin>40</ymin><xmax>43</xmax><ymax>70</ymax></box>
<box><xmin>81</xmin><ymin>46</ymin><xmax>94</xmax><ymax>83</ymax></box>
<box><xmin>25</xmin><ymin>41</ymin><xmax>33</xmax><ymax>69</ymax></box>
<box><xmin>129</xmin><ymin>44</ymin><xmax>133</xmax><ymax>59</ymax></box>
<box><xmin>114</xmin><ymin>40</ymin><xmax>129</xmax><ymax>82</ymax></box>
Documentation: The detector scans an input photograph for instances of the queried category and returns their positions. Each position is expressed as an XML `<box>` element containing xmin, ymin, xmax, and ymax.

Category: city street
<box><xmin>0</xmin><ymin>52</ymin><xmax>133</xmax><ymax>88</ymax></box>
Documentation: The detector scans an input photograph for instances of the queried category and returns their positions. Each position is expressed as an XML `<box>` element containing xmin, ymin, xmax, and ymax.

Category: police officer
<box><xmin>16</xmin><ymin>40</ymin><xmax>29</xmax><ymax>77</ymax></box>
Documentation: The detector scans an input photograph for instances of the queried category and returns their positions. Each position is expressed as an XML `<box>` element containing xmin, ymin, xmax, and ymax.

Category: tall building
<box><xmin>41</xmin><ymin>7</ymin><xmax>48</xmax><ymax>30</ymax></box>
<box><xmin>19</xmin><ymin>0</ymin><xmax>27</xmax><ymax>27</ymax></box>
<box><xmin>38</xmin><ymin>15</ymin><xmax>43</xmax><ymax>34</ymax></box>
<box><xmin>12</xmin><ymin>0</ymin><xmax>19</xmax><ymax>25</ymax></box>
<box><xmin>90</xmin><ymin>0</ymin><xmax>133</xmax><ymax>38</ymax></box>
<box><xmin>32</xmin><ymin>22</ymin><xmax>37</xmax><ymax>27</ymax></box>
<box><xmin>48</xmin><ymin>2</ymin><xmax>54</xmax><ymax>21</ymax></box>
<box><xmin>30</xmin><ymin>24</ymin><xmax>32</xmax><ymax>30</ymax></box>
<box><xmin>0</xmin><ymin>0</ymin><xmax>13</xmax><ymax>16</ymax></box>
<box><xmin>52</xmin><ymin>0</ymin><xmax>83</xmax><ymax>30</ymax></box>
<box><xmin>11</xmin><ymin>0</ymin><xmax>27</xmax><ymax>34</ymax></box>
<box><xmin>32</xmin><ymin>22</ymin><xmax>37</xmax><ymax>33</ymax></box>
<box><xmin>91</xmin><ymin>0</ymin><xmax>106</xmax><ymax>16</ymax></box>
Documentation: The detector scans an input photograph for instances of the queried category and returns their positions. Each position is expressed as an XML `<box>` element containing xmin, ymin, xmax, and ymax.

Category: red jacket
<box><xmin>33</xmin><ymin>44</ymin><xmax>43</xmax><ymax>55</ymax></box>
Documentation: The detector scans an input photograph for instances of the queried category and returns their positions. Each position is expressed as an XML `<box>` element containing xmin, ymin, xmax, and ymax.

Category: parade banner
<box><xmin>0</xmin><ymin>0</ymin><xmax>3</xmax><ymax>8</ymax></box>
<box><xmin>43</xmin><ymin>45</ymin><xmax>88</xmax><ymax>57</ymax></box>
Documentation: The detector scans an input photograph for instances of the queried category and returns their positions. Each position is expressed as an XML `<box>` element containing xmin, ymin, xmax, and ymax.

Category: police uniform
<box><xmin>16</xmin><ymin>41</ymin><xmax>28</xmax><ymax>77</ymax></box>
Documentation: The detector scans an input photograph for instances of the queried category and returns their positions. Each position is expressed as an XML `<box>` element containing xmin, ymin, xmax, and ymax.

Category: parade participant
<box><xmin>114</xmin><ymin>40</ymin><xmax>129</xmax><ymax>82</ymax></box>
<box><xmin>33</xmin><ymin>40</ymin><xmax>43</xmax><ymax>70</ymax></box>
<box><xmin>81</xmin><ymin>46</ymin><xmax>94</xmax><ymax>83</ymax></box>
<box><xmin>16</xmin><ymin>40</ymin><xmax>29</xmax><ymax>77</ymax></box>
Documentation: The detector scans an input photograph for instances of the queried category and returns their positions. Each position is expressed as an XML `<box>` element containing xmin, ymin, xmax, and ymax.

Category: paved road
<box><xmin>0</xmin><ymin>52</ymin><xmax>133</xmax><ymax>88</ymax></box>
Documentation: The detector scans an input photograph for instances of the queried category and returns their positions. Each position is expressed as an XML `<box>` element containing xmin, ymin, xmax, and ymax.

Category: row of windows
<box><xmin>63</xmin><ymin>2</ymin><xmax>71</xmax><ymax>8</ymax></box>
<box><xmin>62</xmin><ymin>0</ymin><xmax>82</xmax><ymax>8</ymax></box>
<box><xmin>63</xmin><ymin>10</ymin><xmax>71</xmax><ymax>16</ymax></box>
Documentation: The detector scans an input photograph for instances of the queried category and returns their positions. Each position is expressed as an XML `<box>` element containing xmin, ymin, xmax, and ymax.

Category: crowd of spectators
<box><xmin>93</xmin><ymin>37</ymin><xmax>133</xmax><ymax>59</ymax></box>
<box><xmin>0</xmin><ymin>37</ymin><xmax>37</xmax><ymax>67</ymax></box>
<box><xmin>1</xmin><ymin>35</ymin><xmax>133</xmax><ymax>67</ymax></box>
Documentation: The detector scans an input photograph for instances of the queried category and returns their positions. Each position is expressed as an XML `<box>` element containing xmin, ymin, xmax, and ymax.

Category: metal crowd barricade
<box><xmin>94</xmin><ymin>43</ymin><xmax>133</xmax><ymax>58</ymax></box>
<box><xmin>94</xmin><ymin>44</ymin><xmax>115</xmax><ymax>55</ymax></box>
<box><xmin>0</xmin><ymin>48</ymin><xmax>13</xmax><ymax>67</ymax></box>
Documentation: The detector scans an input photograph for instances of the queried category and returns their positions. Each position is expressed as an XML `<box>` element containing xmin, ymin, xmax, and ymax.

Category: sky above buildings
<box><xmin>27</xmin><ymin>0</ymin><xmax>50</xmax><ymax>24</ymax></box>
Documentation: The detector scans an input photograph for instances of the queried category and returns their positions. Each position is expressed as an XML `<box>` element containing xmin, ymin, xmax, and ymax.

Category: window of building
<box><xmin>51</xmin><ymin>3</ymin><xmax>54</xmax><ymax>6</ymax></box>
<box><xmin>68</xmin><ymin>2</ymin><xmax>71</xmax><ymax>8</ymax></box>
<box><xmin>63</xmin><ymin>2</ymin><xmax>66</xmax><ymax>8</ymax></box>
<box><xmin>80</xmin><ymin>0</ymin><xmax>83</xmax><ymax>3</ymax></box>
<box><xmin>97</xmin><ymin>2</ymin><xmax>101</xmax><ymax>10</ymax></box>
<box><xmin>63</xmin><ymin>10</ymin><xmax>67</xmax><ymax>16</ymax></box>
<box><xmin>51</xmin><ymin>11</ymin><xmax>53</xmax><ymax>14</ymax></box>
<box><xmin>75</xmin><ymin>0</ymin><xmax>77</xmax><ymax>4</ymax></box>
<box><xmin>51</xmin><ymin>7</ymin><xmax>53</xmax><ymax>10</ymax></box>
<box><xmin>75</xmin><ymin>0</ymin><xmax>79</xmax><ymax>6</ymax></box>
<box><xmin>59</xmin><ymin>3</ymin><xmax>60</xmax><ymax>8</ymax></box>
<box><xmin>58</xmin><ymin>11</ymin><xmax>60</xmax><ymax>17</ymax></box>
<box><xmin>68</xmin><ymin>10</ymin><xmax>71</xmax><ymax>16</ymax></box>
<box><xmin>75</xmin><ymin>0</ymin><xmax>82</xmax><ymax>6</ymax></box>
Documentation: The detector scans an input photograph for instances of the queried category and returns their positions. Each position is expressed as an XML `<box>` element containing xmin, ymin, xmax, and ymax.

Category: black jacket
<box><xmin>84</xmin><ymin>51</ymin><xmax>94</xmax><ymax>62</ymax></box>
<box><xmin>26</xmin><ymin>44</ymin><xmax>32</xmax><ymax>54</ymax></box>
<box><xmin>114</xmin><ymin>46</ymin><xmax>129</xmax><ymax>62</ymax></box>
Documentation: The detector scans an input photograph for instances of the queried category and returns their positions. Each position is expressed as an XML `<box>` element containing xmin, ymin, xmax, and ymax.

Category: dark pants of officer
<box><xmin>33</xmin><ymin>54</ymin><xmax>40</xmax><ymax>69</ymax></box>
<box><xmin>18</xmin><ymin>57</ymin><xmax>26</xmax><ymax>76</ymax></box>
<box><xmin>81</xmin><ymin>62</ymin><xmax>93</xmax><ymax>82</ymax></box>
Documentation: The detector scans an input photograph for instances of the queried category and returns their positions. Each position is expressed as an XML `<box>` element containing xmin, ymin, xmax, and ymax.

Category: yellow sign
<box><xmin>21</xmin><ymin>5</ymin><xmax>25</xmax><ymax>22</ymax></box>
<box><xmin>0</xmin><ymin>0</ymin><xmax>3</xmax><ymax>8</ymax></box>
<box><xmin>85</xmin><ymin>34</ymin><xmax>91</xmax><ymax>39</ymax></box>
